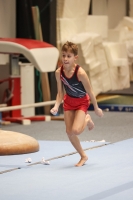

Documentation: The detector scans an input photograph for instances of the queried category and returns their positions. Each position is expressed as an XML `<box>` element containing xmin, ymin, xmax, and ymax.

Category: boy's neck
<box><xmin>63</xmin><ymin>64</ymin><xmax>76</xmax><ymax>72</ymax></box>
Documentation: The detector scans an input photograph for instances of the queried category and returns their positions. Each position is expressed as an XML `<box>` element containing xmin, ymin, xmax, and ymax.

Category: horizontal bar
<box><xmin>0</xmin><ymin>100</ymin><xmax>56</xmax><ymax>112</ymax></box>
<box><xmin>0</xmin><ymin>104</ymin><xmax>7</xmax><ymax>108</ymax></box>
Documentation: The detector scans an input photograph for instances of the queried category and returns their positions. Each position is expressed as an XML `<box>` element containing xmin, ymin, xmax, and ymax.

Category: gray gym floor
<box><xmin>0</xmin><ymin>111</ymin><xmax>133</xmax><ymax>200</ymax></box>
<box><xmin>1</xmin><ymin>111</ymin><xmax>133</xmax><ymax>143</ymax></box>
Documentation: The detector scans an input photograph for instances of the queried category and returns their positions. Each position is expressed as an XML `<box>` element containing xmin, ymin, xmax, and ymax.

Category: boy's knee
<box><xmin>66</xmin><ymin>128</ymin><xmax>77</xmax><ymax>137</ymax></box>
<box><xmin>66</xmin><ymin>127</ymin><xmax>81</xmax><ymax>136</ymax></box>
<box><xmin>71</xmin><ymin>127</ymin><xmax>81</xmax><ymax>135</ymax></box>
<box><xmin>66</xmin><ymin>128</ymin><xmax>72</xmax><ymax>135</ymax></box>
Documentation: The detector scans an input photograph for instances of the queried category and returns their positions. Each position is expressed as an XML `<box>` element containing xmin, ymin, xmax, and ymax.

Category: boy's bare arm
<box><xmin>55</xmin><ymin>68</ymin><xmax>64</xmax><ymax>105</ymax></box>
<box><xmin>50</xmin><ymin>68</ymin><xmax>63</xmax><ymax>115</ymax></box>
<box><xmin>78</xmin><ymin>68</ymin><xmax>103</xmax><ymax>117</ymax></box>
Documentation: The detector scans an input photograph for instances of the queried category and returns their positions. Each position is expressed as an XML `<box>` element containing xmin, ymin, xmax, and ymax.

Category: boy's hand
<box><xmin>95</xmin><ymin>108</ymin><xmax>104</xmax><ymax>117</ymax></box>
<box><xmin>50</xmin><ymin>107</ymin><xmax>58</xmax><ymax>116</ymax></box>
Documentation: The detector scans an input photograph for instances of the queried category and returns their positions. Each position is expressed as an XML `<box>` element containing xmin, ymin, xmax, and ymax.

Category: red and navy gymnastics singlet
<box><xmin>60</xmin><ymin>65</ymin><xmax>90</xmax><ymax>112</ymax></box>
<box><xmin>60</xmin><ymin>65</ymin><xmax>86</xmax><ymax>98</ymax></box>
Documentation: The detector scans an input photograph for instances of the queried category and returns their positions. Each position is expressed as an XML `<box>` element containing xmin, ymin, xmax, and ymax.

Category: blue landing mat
<box><xmin>0</xmin><ymin>140</ymin><xmax>107</xmax><ymax>172</ymax></box>
<box><xmin>0</xmin><ymin>139</ymin><xmax>133</xmax><ymax>200</ymax></box>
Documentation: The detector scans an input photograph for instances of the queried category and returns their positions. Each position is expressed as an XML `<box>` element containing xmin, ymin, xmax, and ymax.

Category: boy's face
<box><xmin>61</xmin><ymin>51</ymin><xmax>78</xmax><ymax>68</ymax></box>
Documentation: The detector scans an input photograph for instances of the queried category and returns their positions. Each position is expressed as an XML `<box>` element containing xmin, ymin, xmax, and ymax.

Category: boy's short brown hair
<box><xmin>61</xmin><ymin>41</ymin><xmax>78</xmax><ymax>56</ymax></box>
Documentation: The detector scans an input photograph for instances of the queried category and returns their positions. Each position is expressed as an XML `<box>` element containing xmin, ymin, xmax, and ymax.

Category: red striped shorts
<box><xmin>63</xmin><ymin>94</ymin><xmax>90</xmax><ymax>113</ymax></box>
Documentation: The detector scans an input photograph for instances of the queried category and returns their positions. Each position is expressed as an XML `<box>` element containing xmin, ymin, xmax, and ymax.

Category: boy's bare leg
<box><xmin>64</xmin><ymin>111</ymin><xmax>86</xmax><ymax>155</ymax></box>
<box><xmin>64</xmin><ymin>110</ymin><xmax>92</xmax><ymax>167</ymax></box>
<box><xmin>68</xmin><ymin>134</ymin><xmax>88</xmax><ymax>166</ymax></box>
<box><xmin>71</xmin><ymin>111</ymin><xmax>93</xmax><ymax>166</ymax></box>
<box><xmin>73</xmin><ymin>110</ymin><xmax>94</xmax><ymax>135</ymax></box>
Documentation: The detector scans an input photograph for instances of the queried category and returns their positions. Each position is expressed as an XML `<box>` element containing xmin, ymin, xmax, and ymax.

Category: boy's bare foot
<box><xmin>75</xmin><ymin>156</ymin><xmax>88</xmax><ymax>167</ymax></box>
<box><xmin>86</xmin><ymin>114</ymin><xmax>94</xmax><ymax>131</ymax></box>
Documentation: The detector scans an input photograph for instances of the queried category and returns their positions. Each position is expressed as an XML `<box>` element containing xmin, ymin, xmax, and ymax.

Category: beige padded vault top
<box><xmin>0</xmin><ymin>130</ymin><xmax>39</xmax><ymax>155</ymax></box>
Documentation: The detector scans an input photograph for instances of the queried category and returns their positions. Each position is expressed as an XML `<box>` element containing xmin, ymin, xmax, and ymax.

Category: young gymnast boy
<box><xmin>50</xmin><ymin>41</ymin><xmax>103</xmax><ymax>167</ymax></box>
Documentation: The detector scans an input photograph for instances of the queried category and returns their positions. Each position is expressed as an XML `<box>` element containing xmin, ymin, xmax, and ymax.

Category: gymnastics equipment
<box><xmin>57</xmin><ymin>0</ymin><xmax>90</xmax><ymax>18</ymax></box>
<box><xmin>0</xmin><ymin>38</ymin><xmax>59</xmax><ymax>155</ymax></box>
<box><xmin>103</xmin><ymin>42</ymin><xmax>130</xmax><ymax>90</ymax></box>
<box><xmin>0</xmin><ymin>100</ymin><xmax>64</xmax><ymax>124</ymax></box>
<box><xmin>0</xmin><ymin>104</ymin><xmax>10</xmax><ymax>125</ymax></box>
<box><xmin>0</xmin><ymin>38</ymin><xmax>59</xmax><ymax>123</ymax></box>
<box><xmin>0</xmin><ymin>100</ymin><xmax>56</xmax><ymax>112</ymax></box>
<box><xmin>0</xmin><ymin>38</ymin><xmax>59</xmax><ymax>72</ymax></box>
<box><xmin>0</xmin><ymin>130</ymin><xmax>39</xmax><ymax>155</ymax></box>
<box><xmin>85</xmin><ymin>15</ymin><xmax>108</xmax><ymax>39</ymax></box>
